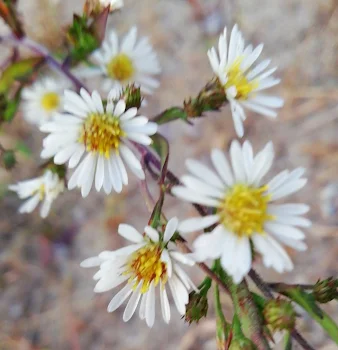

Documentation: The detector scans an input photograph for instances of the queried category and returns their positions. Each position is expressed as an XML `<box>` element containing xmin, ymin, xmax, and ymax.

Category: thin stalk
<box><xmin>0</xmin><ymin>35</ymin><xmax>86</xmax><ymax>90</ymax></box>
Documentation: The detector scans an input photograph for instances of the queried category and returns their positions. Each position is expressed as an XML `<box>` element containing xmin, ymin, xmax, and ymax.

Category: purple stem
<box><xmin>0</xmin><ymin>35</ymin><xmax>86</xmax><ymax>91</ymax></box>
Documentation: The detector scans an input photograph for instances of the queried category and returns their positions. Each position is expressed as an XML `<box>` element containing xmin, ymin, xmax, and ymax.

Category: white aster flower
<box><xmin>40</xmin><ymin>88</ymin><xmax>157</xmax><ymax>197</ymax></box>
<box><xmin>21</xmin><ymin>77</ymin><xmax>67</xmax><ymax>126</ymax></box>
<box><xmin>172</xmin><ymin>140</ymin><xmax>310</xmax><ymax>284</ymax></box>
<box><xmin>87</xmin><ymin>26</ymin><xmax>161</xmax><ymax>94</ymax></box>
<box><xmin>8</xmin><ymin>170</ymin><xmax>65</xmax><ymax>218</ymax></box>
<box><xmin>81</xmin><ymin>217</ymin><xmax>196</xmax><ymax>327</ymax></box>
<box><xmin>208</xmin><ymin>25</ymin><xmax>284</xmax><ymax>137</ymax></box>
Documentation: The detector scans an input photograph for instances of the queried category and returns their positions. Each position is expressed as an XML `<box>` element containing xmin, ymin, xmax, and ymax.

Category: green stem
<box><xmin>281</xmin><ymin>287</ymin><xmax>338</xmax><ymax>344</ymax></box>
<box><xmin>217</xmin><ymin>262</ymin><xmax>271</xmax><ymax>350</ymax></box>
<box><xmin>214</xmin><ymin>284</ymin><xmax>231</xmax><ymax>350</ymax></box>
<box><xmin>214</xmin><ymin>284</ymin><xmax>230</xmax><ymax>335</ymax></box>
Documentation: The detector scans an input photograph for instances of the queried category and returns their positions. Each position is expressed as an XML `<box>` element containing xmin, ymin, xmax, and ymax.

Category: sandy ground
<box><xmin>1</xmin><ymin>0</ymin><xmax>338</xmax><ymax>349</ymax></box>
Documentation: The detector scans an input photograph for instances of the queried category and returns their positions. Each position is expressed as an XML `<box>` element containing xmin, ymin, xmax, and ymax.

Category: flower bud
<box><xmin>313</xmin><ymin>277</ymin><xmax>338</xmax><ymax>304</ymax></box>
<box><xmin>121</xmin><ymin>84</ymin><xmax>143</xmax><ymax>110</ymax></box>
<box><xmin>228</xmin><ymin>338</ymin><xmax>256</xmax><ymax>350</ymax></box>
<box><xmin>84</xmin><ymin>0</ymin><xmax>123</xmax><ymax>16</ymax></box>
<box><xmin>1</xmin><ymin>149</ymin><xmax>16</xmax><ymax>170</ymax></box>
<box><xmin>184</xmin><ymin>291</ymin><xmax>208</xmax><ymax>324</ymax></box>
<box><xmin>263</xmin><ymin>299</ymin><xmax>296</xmax><ymax>331</ymax></box>
<box><xmin>183</xmin><ymin>78</ymin><xmax>227</xmax><ymax>118</ymax></box>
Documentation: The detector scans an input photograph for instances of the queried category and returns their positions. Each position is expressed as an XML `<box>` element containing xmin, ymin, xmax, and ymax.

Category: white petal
<box><xmin>170</xmin><ymin>251</ymin><xmax>195</xmax><ymax>266</ymax></box>
<box><xmin>192</xmin><ymin>225</ymin><xmax>226</xmax><ymax>261</ymax></box>
<box><xmin>265</xmin><ymin>223</ymin><xmax>305</xmax><ymax>240</ymax></box>
<box><xmin>68</xmin><ymin>144</ymin><xmax>85</xmax><ymax>168</ymax></box>
<box><xmin>178</xmin><ymin>215</ymin><xmax>220</xmax><ymax>234</ymax></box>
<box><xmin>230</xmin><ymin>237</ymin><xmax>251</xmax><ymax>284</ymax></box>
<box><xmin>163</xmin><ymin>217</ymin><xmax>178</xmax><ymax>243</ymax></box>
<box><xmin>114</xmin><ymin>100</ymin><xmax>126</xmax><ymax>117</ymax></box>
<box><xmin>139</xmin><ymin>293</ymin><xmax>147</xmax><ymax>320</ymax></box>
<box><xmin>19</xmin><ymin>194</ymin><xmax>40</xmax><ymax>213</ymax></box>
<box><xmin>230</xmin><ymin>140</ymin><xmax>246</xmax><ymax>183</ymax></box>
<box><xmin>120</xmin><ymin>107</ymin><xmax>137</xmax><ymax>121</ymax></box>
<box><xmin>160</xmin><ymin>282</ymin><xmax>170</xmax><ymax>324</ymax></box>
<box><xmin>95</xmin><ymin>274</ymin><xmax>128</xmax><ymax>293</ymax></box>
<box><xmin>186</xmin><ymin>159</ymin><xmax>224</xmax><ymax>189</ymax></box>
<box><xmin>80</xmin><ymin>256</ymin><xmax>102</xmax><ymax>268</ymax></box>
<box><xmin>123</xmin><ymin>283</ymin><xmax>142</xmax><ymax>322</ymax></box>
<box><xmin>181</xmin><ymin>175</ymin><xmax>225</xmax><ymax>199</ymax></box>
<box><xmin>171</xmin><ymin>186</ymin><xmax>220</xmax><ymax>207</ymax></box>
<box><xmin>91</xmin><ymin>90</ymin><xmax>104</xmax><ymax>114</ymax></box>
<box><xmin>107</xmin><ymin>283</ymin><xmax>133</xmax><ymax>312</ymax></box>
<box><xmin>95</xmin><ymin>155</ymin><xmax>105</xmax><ymax>191</ymax></box>
<box><xmin>270</xmin><ymin>179</ymin><xmax>307</xmax><ymax>201</ymax></box>
<box><xmin>161</xmin><ymin>249</ymin><xmax>172</xmax><ymax>277</ymax></box>
<box><xmin>145</xmin><ymin>281</ymin><xmax>155</xmax><ymax>327</ymax></box>
<box><xmin>249</xmin><ymin>141</ymin><xmax>274</xmax><ymax>185</ymax></box>
<box><xmin>144</xmin><ymin>226</ymin><xmax>159</xmax><ymax>242</ymax></box>
<box><xmin>273</xmin><ymin>215</ymin><xmax>311</xmax><ymax>227</ymax></box>
<box><xmin>211</xmin><ymin>148</ymin><xmax>234</xmax><ymax>187</ymax></box>
<box><xmin>80</xmin><ymin>153</ymin><xmax>97</xmax><ymax>197</ymax></box>
<box><xmin>241</xmin><ymin>101</ymin><xmax>278</xmax><ymax>118</ymax></box>
<box><xmin>168</xmin><ymin>275</ymin><xmax>188</xmax><ymax>315</ymax></box>
<box><xmin>268</xmin><ymin>204</ymin><xmax>310</xmax><ymax>216</ymax></box>
<box><xmin>118</xmin><ymin>224</ymin><xmax>144</xmax><ymax>243</ymax></box>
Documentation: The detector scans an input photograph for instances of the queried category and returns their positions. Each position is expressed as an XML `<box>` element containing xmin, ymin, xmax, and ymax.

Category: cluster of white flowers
<box><xmin>9</xmin><ymin>170</ymin><xmax>64</xmax><ymax>218</ymax></box>
<box><xmin>10</xmin><ymin>15</ymin><xmax>311</xmax><ymax>329</ymax></box>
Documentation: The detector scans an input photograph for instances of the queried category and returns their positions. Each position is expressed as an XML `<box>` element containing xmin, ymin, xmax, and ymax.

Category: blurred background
<box><xmin>0</xmin><ymin>0</ymin><xmax>338</xmax><ymax>349</ymax></box>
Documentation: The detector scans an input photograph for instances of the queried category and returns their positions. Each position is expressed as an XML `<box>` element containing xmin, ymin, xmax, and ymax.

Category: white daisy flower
<box><xmin>87</xmin><ymin>26</ymin><xmax>161</xmax><ymax>94</ymax></box>
<box><xmin>40</xmin><ymin>88</ymin><xmax>157</xmax><ymax>197</ymax></box>
<box><xmin>208</xmin><ymin>25</ymin><xmax>284</xmax><ymax>137</ymax></box>
<box><xmin>172</xmin><ymin>140</ymin><xmax>310</xmax><ymax>284</ymax></box>
<box><xmin>9</xmin><ymin>170</ymin><xmax>65</xmax><ymax>218</ymax></box>
<box><xmin>21</xmin><ymin>77</ymin><xmax>67</xmax><ymax>126</ymax></box>
<box><xmin>81</xmin><ymin>217</ymin><xmax>196</xmax><ymax>327</ymax></box>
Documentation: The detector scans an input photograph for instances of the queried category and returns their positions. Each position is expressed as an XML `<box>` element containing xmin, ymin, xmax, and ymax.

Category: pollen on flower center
<box><xmin>125</xmin><ymin>243</ymin><xmax>167</xmax><ymax>294</ymax></box>
<box><xmin>218</xmin><ymin>184</ymin><xmax>273</xmax><ymax>237</ymax></box>
<box><xmin>41</xmin><ymin>92</ymin><xmax>60</xmax><ymax>112</ymax></box>
<box><xmin>107</xmin><ymin>53</ymin><xmax>135</xmax><ymax>82</ymax></box>
<box><xmin>225</xmin><ymin>58</ymin><xmax>258</xmax><ymax>99</ymax></box>
<box><xmin>78</xmin><ymin>113</ymin><xmax>125</xmax><ymax>157</ymax></box>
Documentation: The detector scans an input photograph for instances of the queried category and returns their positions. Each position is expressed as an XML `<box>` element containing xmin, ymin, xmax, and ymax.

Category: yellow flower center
<box><xmin>106</xmin><ymin>53</ymin><xmax>135</xmax><ymax>82</ymax></box>
<box><xmin>125</xmin><ymin>243</ymin><xmax>168</xmax><ymax>294</ymax></box>
<box><xmin>225</xmin><ymin>58</ymin><xmax>259</xmax><ymax>99</ymax></box>
<box><xmin>218</xmin><ymin>184</ymin><xmax>273</xmax><ymax>237</ymax></box>
<box><xmin>41</xmin><ymin>92</ymin><xmax>60</xmax><ymax>112</ymax></box>
<box><xmin>78</xmin><ymin>113</ymin><xmax>126</xmax><ymax>157</ymax></box>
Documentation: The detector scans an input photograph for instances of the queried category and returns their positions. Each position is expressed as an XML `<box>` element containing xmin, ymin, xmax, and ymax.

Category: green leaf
<box><xmin>0</xmin><ymin>57</ymin><xmax>44</xmax><ymax>93</ymax></box>
<box><xmin>283</xmin><ymin>287</ymin><xmax>338</xmax><ymax>344</ymax></box>
<box><xmin>150</xmin><ymin>133</ymin><xmax>169</xmax><ymax>169</ymax></box>
<box><xmin>152</xmin><ymin>107</ymin><xmax>189</xmax><ymax>125</ymax></box>
<box><xmin>286</xmin><ymin>287</ymin><xmax>323</xmax><ymax>319</ymax></box>
<box><xmin>67</xmin><ymin>10</ymin><xmax>108</xmax><ymax>63</ymax></box>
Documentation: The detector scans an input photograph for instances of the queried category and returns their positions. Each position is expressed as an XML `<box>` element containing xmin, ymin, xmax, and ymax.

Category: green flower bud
<box><xmin>1</xmin><ymin>149</ymin><xmax>16</xmax><ymax>170</ymax></box>
<box><xmin>184</xmin><ymin>291</ymin><xmax>208</xmax><ymax>324</ymax></box>
<box><xmin>121</xmin><ymin>84</ymin><xmax>142</xmax><ymax>110</ymax></box>
<box><xmin>313</xmin><ymin>277</ymin><xmax>338</xmax><ymax>303</ymax></box>
<box><xmin>228</xmin><ymin>338</ymin><xmax>256</xmax><ymax>350</ymax></box>
<box><xmin>263</xmin><ymin>299</ymin><xmax>296</xmax><ymax>331</ymax></box>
